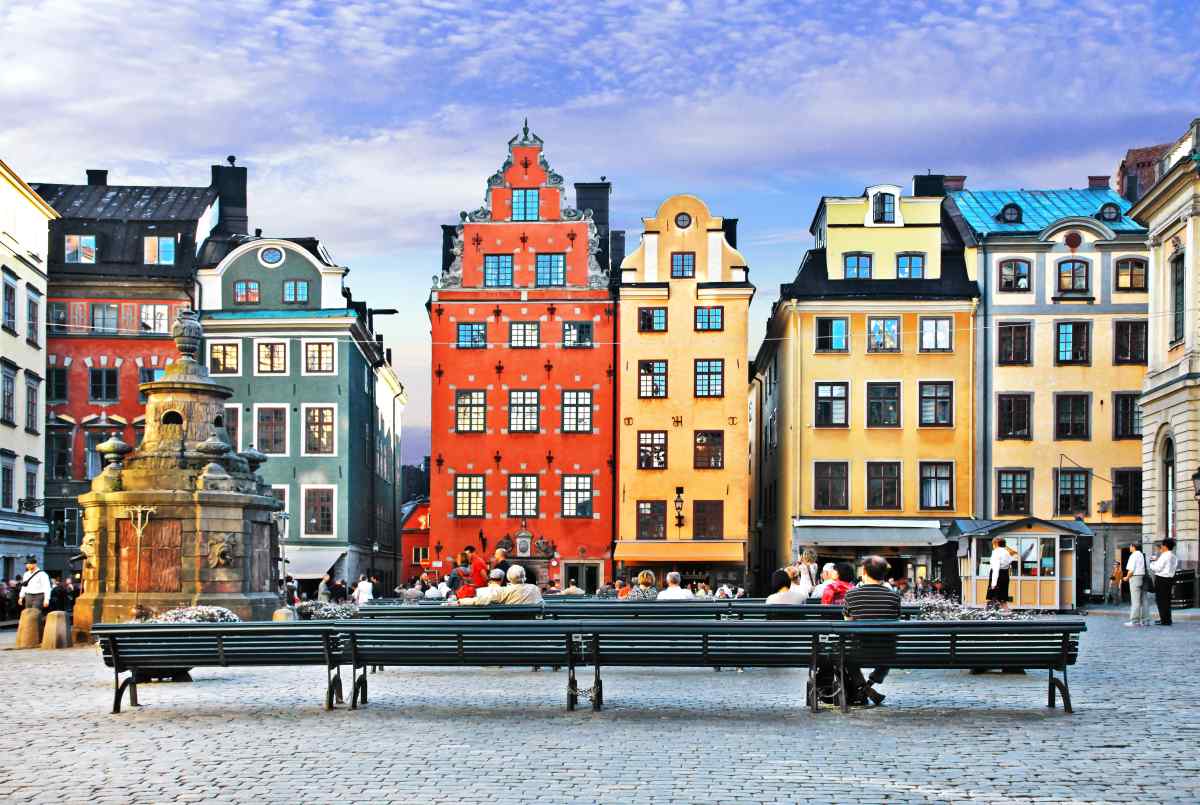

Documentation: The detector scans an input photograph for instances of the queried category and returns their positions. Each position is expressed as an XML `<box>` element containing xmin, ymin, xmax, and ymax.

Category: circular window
<box><xmin>1100</xmin><ymin>203</ymin><xmax>1120</xmax><ymax>222</ymax></box>
<box><xmin>675</xmin><ymin>212</ymin><xmax>692</xmax><ymax>229</ymax></box>
<box><xmin>259</xmin><ymin>246</ymin><xmax>284</xmax><ymax>266</ymax></box>
<box><xmin>1064</xmin><ymin>231</ymin><xmax>1083</xmax><ymax>249</ymax></box>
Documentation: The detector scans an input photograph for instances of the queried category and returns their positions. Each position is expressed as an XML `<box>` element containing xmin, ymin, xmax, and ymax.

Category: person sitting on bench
<box><xmin>455</xmin><ymin>568</ymin><xmax>507</xmax><ymax>605</ymax></box>
<box><xmin>495</xmin><ymin>565</ymin><xmax>544</xmax><ymax>605</ymax></box>
<box><xmin>843</xmin><ymin>555</ymin><xmax>901</xmax><ymax>706</ymax></box>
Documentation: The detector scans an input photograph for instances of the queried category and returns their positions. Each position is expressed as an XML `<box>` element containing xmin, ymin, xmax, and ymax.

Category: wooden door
<box><xmin>118</xmin><ymin>518</ymin><xmax>182</xmax><ymax>592</ymax></box>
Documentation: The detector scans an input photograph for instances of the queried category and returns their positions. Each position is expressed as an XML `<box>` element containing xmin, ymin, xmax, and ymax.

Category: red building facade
<box><xmin>429</xmin><ymin>124</ymin><xmax>617</xmax><ymax>592</ymax></box>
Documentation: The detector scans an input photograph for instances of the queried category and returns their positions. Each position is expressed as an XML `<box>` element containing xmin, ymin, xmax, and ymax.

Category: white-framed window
<box><xmin>302</xmin><ymin>340</ymin><xmax>337</xmax><ymax>375</ymax></box>
<box><xmin>208</xmin><ymin>340</ymin><xmax>242</xmax><ymax>376</ymax></box>
<box><xmin>1</xmin><ymin>276</ymin><xmax>15</xmax><ymax>332</ymax></box>
<box><xmin>562</xmin><ymin>390</ymin><xmax>593</xmax><ymax>433</ymax></box>
<box><xmin>562</xmin><ymin>475</ymin><xmax>593</xmax><ymax>517</ymax></box>
<box><xmin>0</xmin><ymin>455</ymin><xmax>14</xmax><ymax>511</ymax></box>
<box><xmin>253</xmin><ymin>403</ymin><xmax>290</xmax><ymax>456</ymax></box>
<box><xmin>508</xmin><ymin>390</ymin><xmax>539</xmax><ymax>432</ymax></box>
<box><xmin>301</xmin><ymin>484</ymin><xmax>337</xmax><ymax>538</ymax></box>
<box><xmin>270</xmin><ymin>484</ymin><xmax>289</xmax><ymax>539</ymax></box>
<box><xmin>254</xmin><ymin>339</ymin><xmax>288</xmax><ymax>375</ymax></box>
<box><xmin>139</xmin><ymin>304</ymin><xmax>170</xmax><ymax>334</ymax></box>
<box><xmin>509</xmin><ymin>322</ymin><xmax>539</xmax><ymax>348</ymax></box>
<box><xmin>64</xmin><ymin>234</ymin><xmax>96</xmax><ymax>263</ymax></box>
<box><xmin>143</xmin><ymin>236</ymin><xmax>175</xmax><ymax>265</ymax></box>
<box><xmin>919</xmin><ymin>317</ymin><xmax>952</xmax><ymax>352</ymax></box>
<box><xmin>507</xmin><ymin>474</ymin><xmax>538</xmax><ymax>517</ymax></box>
<box><xmin>301</xmin><ymin>403</ymin><xmax>337</xmax><ymax>456</ymax></box>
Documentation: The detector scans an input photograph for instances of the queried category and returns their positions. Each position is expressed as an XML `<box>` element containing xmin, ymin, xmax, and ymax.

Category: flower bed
<box><xmin>140</xmin><ymin>605</ymin><xmax>242</xmax><ymax>624</ymax></box>
<box><xmin>914</xmin><ymin>596</ymin><xmax>1035</xmax><ymax>621</ymax></box>
<box><xmin>295</xmin><ymin>601</ymin><xmax>358</xmax><ymax>620</ymax></box>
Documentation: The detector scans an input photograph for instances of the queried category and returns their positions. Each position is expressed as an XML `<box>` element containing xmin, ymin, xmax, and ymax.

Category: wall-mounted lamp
<box><xmin>674</xmin><ymin>486</ymin><xmax>685</xmax><ymax>528</ymax></box>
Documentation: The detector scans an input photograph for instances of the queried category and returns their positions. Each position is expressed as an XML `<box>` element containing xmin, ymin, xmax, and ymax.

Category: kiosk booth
<box><xmin>952</xmin><ymin>517</ymin><xmax>1085</xmax><ymax>611</ymax></box>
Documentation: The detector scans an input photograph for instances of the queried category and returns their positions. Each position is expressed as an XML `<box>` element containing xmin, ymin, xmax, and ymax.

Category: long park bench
<box><xmin>91</xmin><ymin>622</ymin><xmax>346</xmax><ymax>714</ymax></box>
<box><xmin>90</xmin><ymin>617</ymin><xmax>1084</xmax><ymax>715</ymax></box>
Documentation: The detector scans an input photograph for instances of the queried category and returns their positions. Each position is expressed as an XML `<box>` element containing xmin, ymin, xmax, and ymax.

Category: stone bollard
<box><xmin>14</xmin><ymin>608</ymin><xmax>44</xmax><ymax>649</ymax></box>
<box><xmin>40</xmin><ymin>611</ymin><xmax>71</xmax><ymax>649</ymax></box>
<box><xmin>272</xmin><ymin>606</ymin><xmax>297</xmax><ymax>622</ymax></box>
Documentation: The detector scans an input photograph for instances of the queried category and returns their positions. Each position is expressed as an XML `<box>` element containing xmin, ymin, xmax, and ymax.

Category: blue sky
<box><xmin>2</xmin><ymin>0</ymin><xmax>1197</xmax><ymax>460</ymax></box>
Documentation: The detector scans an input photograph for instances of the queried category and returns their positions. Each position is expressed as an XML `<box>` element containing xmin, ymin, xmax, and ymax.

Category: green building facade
<box><xmin>198</xmin><ymin>237</ymin><xmax>406</xmax><ymax>595</ymax></box>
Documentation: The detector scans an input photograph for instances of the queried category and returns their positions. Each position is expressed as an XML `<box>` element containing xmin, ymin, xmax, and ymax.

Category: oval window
<box><xmin>674</xmin><ymin>212</ymin><xmax>692</xmax><ymax>229</ymax></box>
<box><xmin>260</xmin><ymin>247</ymin><xmax>284</xmax><ymax>266</ymax></box>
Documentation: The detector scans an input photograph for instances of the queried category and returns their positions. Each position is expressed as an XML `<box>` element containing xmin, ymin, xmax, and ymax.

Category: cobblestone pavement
<box><xmin>0</xmin><ymin>616</ymin><xmax>1197</xmax><ymax>804</ymax></box>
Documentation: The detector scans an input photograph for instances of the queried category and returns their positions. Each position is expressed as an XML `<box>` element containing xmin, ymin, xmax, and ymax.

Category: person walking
<box><xmin>986</xmin><ymin>537</ymin><xmax>1018</xmax><ymax>610</ymax></box>
<box><xmin>1108</xmin><ymin>559</ymin><xmax>1124</xmax><ymax>605</ymax></box>
<box><xmin>17</xmin><ymin>556</ymin><xmax>52</xmax><ymax>614</ymax></box>
<box><xmin>793</xmin><ymin>549</ymin><xmax>819</xmax><ymax>599</ymax></box>
<box><xmin>1122</xmin><ymin>544</ymin><xmax>1150</xmax><ymax>627</ymax></box>
<box><xmin>1150</xmin><ymin>538</ymin><xmax>1179</xmax><ymax>626</ymax></box>
<box><xmin>317</xmin><ymin>574</ymin><xmax>332</xmax><ymax>603</ymax></box>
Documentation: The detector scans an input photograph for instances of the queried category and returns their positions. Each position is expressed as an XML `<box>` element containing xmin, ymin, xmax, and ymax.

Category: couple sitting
<box><xmin>455</xmin><ymin>564</ymin><xmax>543</xmax><ymax>605</ymax></box>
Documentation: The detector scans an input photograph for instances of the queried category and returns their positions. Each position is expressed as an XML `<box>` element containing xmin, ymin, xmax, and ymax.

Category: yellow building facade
<box><xmin>753</xmin><ymin>181</ymin><xmax>977</xmax><ymax>586</ymax></box>
<box><xmin>614</xmin><ymin>195</ymin><xmax>754</xmax><ymax>587</ymax></box>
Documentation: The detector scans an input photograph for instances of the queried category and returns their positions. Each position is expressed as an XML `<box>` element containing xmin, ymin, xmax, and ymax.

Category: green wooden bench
<box><xmin>337</xmin><ymin>618</ymin><xmax>835</xmax><ymax>712</ymax></box>
<box><xmin>92</xmin><ymin>622</ymin><xmax>345</xmax><ymax>714</ymax></box>
<box><xmin>826</xmin><ymin>620</ymin><xmax>1086</xmax><ymax>713</ymax></box>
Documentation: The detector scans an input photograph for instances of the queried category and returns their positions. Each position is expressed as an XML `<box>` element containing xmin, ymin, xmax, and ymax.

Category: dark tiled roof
<box><xmin>29</xmin><ymin>183</ymin><xmax>217</xmax><ymax>221</ymax></box>
<box><xmin>781</xmin><ymin>248</ymin><xmax>979</xmax><ymax>301</ymax></box>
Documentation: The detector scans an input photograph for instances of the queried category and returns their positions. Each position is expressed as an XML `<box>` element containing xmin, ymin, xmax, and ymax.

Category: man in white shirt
<box><xmin>656</xmin><ymin>571</ymin><xmax>695</xmax><ymax>600</ymax></box>
<box><xmin>1122</xmin><ymin>544</ymin><xmax>1150</xmax><ymax>627</ymax></box>
<box><xmin>17</xmin><ymin>556</ymin><xmax>51</xmax><ymax>612</ymax></box>
<box><xmin>1150</xmin><ymin>538</ymin><xmax>1179</xmax><ymax>626</ymax></box>
<box><xmin>352</xmin><ymin>574</ymin><xmax>374</xmax><ymax>606</ymax></box>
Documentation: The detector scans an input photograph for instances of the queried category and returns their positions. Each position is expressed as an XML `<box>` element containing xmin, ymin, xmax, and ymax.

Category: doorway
<box><xmin>562</xmin><ymin>561</ymin><xmax>602</xmax><ymax>593</ymax></box>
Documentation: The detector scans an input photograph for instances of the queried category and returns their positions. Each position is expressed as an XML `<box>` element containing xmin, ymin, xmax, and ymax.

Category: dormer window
<box><xmin>65</xmin><ymin>234</ymin><xmax>97</xmax><ymax>263</ymax></box>
<box><xmin>844</xmin><ymin>253</ymin><xmax>872</xmax><ymax>279</ymax></box>
<box><xmin>873</xmin><ymin>192</ymin><xmax>895</xmax><ymax>224</ymax></box>
<box><xmin>999</xmin><ymin>204</ymin><xmax>1022</xmax><ymax>224</ymax></box>
<box><xmin>1098</xmin><ymin>203</ymin><xmax>1121</xmax><ymax>222</ymax></box>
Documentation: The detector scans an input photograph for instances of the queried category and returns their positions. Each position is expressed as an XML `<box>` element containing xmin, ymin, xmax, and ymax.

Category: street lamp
<box><xmin>674</xmin><ymin>487</ymin><xmax>685</xmax><ymax>529</ymax></box>
<box><xmin>371</xmin><ymin>540</ymin><xmax>380</xmax><ymax>581</ymax></box>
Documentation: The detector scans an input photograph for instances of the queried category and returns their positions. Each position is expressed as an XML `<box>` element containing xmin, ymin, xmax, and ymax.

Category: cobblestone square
<box><xmin>0</xmin><ymin>617</ymin><xmax>1197</xmax><ymax>804</ymax></box>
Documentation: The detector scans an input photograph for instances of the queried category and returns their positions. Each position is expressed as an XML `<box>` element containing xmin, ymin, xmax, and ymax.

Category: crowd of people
<box><xmin>2</xmin><ymin>555</ymin><xmax>80</xmax><ymax>622</ymax></box>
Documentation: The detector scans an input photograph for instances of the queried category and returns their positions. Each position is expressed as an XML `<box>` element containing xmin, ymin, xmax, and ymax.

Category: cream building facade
<box><xmin>0</xmin><ymin>159</ymin><xmax>57</xmax><ymax>578</ymax></box>
<box><xmin>1129</xmin><ymin>119</ymin><xmax>1200</xmax><ymax>593</ymax></box>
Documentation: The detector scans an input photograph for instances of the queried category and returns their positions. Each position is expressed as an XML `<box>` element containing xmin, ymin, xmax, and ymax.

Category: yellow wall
<box><xmin>793</xmin><ymin>306</ymin><xmax>976</xmax><ymax>516</ymax></box>
<box><xmin>617</xmin><ymin>195</ymin><xmax>754</xmax><ymax>556</ymax></box>
<box><xmin>982</xmin><ymin>226</ymin><xmax>1147</xmax><ymax>525</ymax></box>
<box><xmin>824</xmin><ymin>193</ymin><xmax>944</xmax><ymax>280</ymax></box>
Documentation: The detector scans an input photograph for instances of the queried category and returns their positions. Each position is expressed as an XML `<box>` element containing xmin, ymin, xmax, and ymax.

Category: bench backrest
<box><xmin>91</xmin><ymin>622</ymin><xmax>340</xmax><ymax>670</ymax></box>
<box><xmin>839</xmin><ymin>620</ymin><xmax>1085</xmax><ymax>669</ymax></box>
<box><xmin>342</xmin><ymin>620</ymin><xmax>575</xmax><ymax>667</ymax></box>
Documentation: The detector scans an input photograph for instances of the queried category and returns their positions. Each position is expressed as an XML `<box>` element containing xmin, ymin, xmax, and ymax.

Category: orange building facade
<box><xmin>428</xmin><ymin>124</ymin><xmax>617</xmax><ymax>592</ymax></box>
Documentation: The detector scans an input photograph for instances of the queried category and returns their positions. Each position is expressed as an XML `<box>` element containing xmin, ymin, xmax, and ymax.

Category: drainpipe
<box><xmin>980</xmin><ymin>241</ymin><xmax>990</xmax><ymax>521</ymax></box>
<box><xmin>392</xmin><ymin>389</ymin><xmax>404</xmax><ymax>589</ymax></box>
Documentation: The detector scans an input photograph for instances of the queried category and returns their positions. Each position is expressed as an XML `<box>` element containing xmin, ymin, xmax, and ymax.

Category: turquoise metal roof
<box><xmin>201</xmin><ymin>308</ymin><xmax>355</xmax><ymax>320</ymax></box>
<box><xmin>950</xmin><ymin>188</ymin><xmax>1145</xmax><ymax>236</ymax></box>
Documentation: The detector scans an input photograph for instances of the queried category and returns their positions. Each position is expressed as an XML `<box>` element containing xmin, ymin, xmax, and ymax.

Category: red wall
<box><xmin>47</xmin><ymin>295</ymin><xmax>186</xmax><ymax>478</ymax></box>
<box><xmin>429</xmin><ymin>141</ymin><xmax>616</xmax><ymax>586</ymax></box>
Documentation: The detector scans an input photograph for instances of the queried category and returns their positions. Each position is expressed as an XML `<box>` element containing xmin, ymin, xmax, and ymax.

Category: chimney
<box><xmin>943</xmin><ymin>175</ymin><xmax>967</xmax><ymax>192</ymax></box>
<box><xmin>1088</xmin><ymin>175</ymin><xmax>1110</xmax><ymax>190</ymax></box>
<box><xmin>722</xmin><ymin>218</ymin><xmax>738</xmax><ymax>249</ymax></box>
<box><xmin>911</xmin><ymin>174</ymin><xmax>946</xmax><ymax>197</ymax></box>
<box><xmin>86</xmin><ymin>169</ymin><xmax>107</xmax><ymax>186</ymax></box>
<box><xmin>610</xmin><ymin>231</ymin><xmax>626</xmax><ymax>274</ymax></box>
<box><xmin>575</xmin><ymin>178</ymin><xmax>612</xmax><ymax>279</ymax></box>
<box><xmin>210</xmin><ymin>156</ymin><xmax>249</xmax><ymax>235</ymax></box>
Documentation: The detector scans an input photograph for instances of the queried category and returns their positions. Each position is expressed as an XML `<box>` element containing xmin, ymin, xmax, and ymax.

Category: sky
<box><xmin>2</xmin><ymin>0</ymin><xmax>1197</xmax><ymax>462</ymax></box>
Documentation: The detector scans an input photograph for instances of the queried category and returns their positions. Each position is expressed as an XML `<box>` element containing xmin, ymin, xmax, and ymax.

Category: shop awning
<box><xmin>614</xmin><ymin>540</ymin><xmax>745</xmax><ymax>564</ymax></box>
<box><xmin>284</xmin><ymin>549</ymin><xmax>345</xmax><ymax>579</ymax></box>
<box><xmin>792</xmin><ymin>519</ymin><xmax>947</xmax><ymax>549</ymax></box>
<box><xmin>0</xmin><ymin>513</ymin><xmax>50</xmax><ymax>535</ymax></box>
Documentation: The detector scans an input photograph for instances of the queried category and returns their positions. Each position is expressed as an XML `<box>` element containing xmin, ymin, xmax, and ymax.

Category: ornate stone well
<box><xmin>72</xmin><ymin>309</ymin><xmax>282</xmax><ymax>640</ymax></box>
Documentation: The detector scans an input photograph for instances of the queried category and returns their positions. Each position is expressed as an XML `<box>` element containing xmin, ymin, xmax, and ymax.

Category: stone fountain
<box><xmin>72</xmin><ymin>309</ymin><xmax>282</xmax><ymax>641</ymax></box>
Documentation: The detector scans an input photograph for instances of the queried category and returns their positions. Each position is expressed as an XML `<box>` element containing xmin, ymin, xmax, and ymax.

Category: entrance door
<box><xmin>563</xmin><ymin>562</ymin><xmax>601</xmax><ymax>593</ymax></box>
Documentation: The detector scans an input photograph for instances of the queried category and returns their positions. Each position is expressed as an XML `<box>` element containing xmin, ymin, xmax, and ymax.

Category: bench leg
<box><xmin>1048</xmin><ymin>667</ymin><xmax>1073</xmax><ymax>714</ymax></box>
<box><xmin>807</xmin><ymin>654</ymin><xmax>819</xmax><ymax>714</ymax></box>
<box><xmin>335</xmin><ymin>668</ymin><xmax>345</xmax><ymax>705</ymax></box>
<box><xmin>567</xmin><ymin>666</ymin><xmax>578</xmax><ymax>711</ymax></box>
<box><xmin>325</xmin><ymin>666</ymin><xmax>344</xmax><ymax>711</ymax></box>
<box><xmin>837</xmin><ymin>648</ymin><xmax>849</xmax><ymax>715</ymax></box>
<box><xmin>112</xmin><ymin>672</ymin><xmax>138</xmax><ymax>714</ymax></box>
<box><xmin>590</xmin><ymin>665</ymin><xmax>603</xmax><ymax>712</ymax></box>
<box><xmin>351</xmin><ymin>667</ymin><xmax>368</xmax><ymax>710</ymax></box>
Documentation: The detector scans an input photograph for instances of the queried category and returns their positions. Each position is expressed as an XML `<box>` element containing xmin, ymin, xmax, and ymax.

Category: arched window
<box><xmin>872</xmin><ymin>192</ymin><xmax>895</xmax><ymax>224</ymax></box>
<box><xmin>213</xmin><ymin>415</ymin><xmax>224</xmax><ymax>429</ymax></box>
<box><xmin>161</xmin><ymin>410</ymin><xmax>183</xmax><ymax>426</ymax></box>
<box><xmin>998</xmin><ymin>259</ymin><xmax>1031</xmax><ymax>292</ymax></box>
<box><xmin>233</xmin><ymin>280</ymin><xmax>260</xmax><ymax>304</ymax></box>
<box><xmin>1162</xmin><ymin>438</ymin><xmax>1176</xmax><ymax>538</ymax></box>
<box><xmin>1098</xmin><ymin>203</ymin><xmax>1121</xmax><ymax>222</ymax></box>
<box><xmin>1057</xmin><ymin>259</ymin><xmax>1089</xmax><ymax>293</ymax></box>
<box><xmin>999</xmin><ymin>204</ymin><xmax>1022</xmax><ymax>224</ymax></box>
